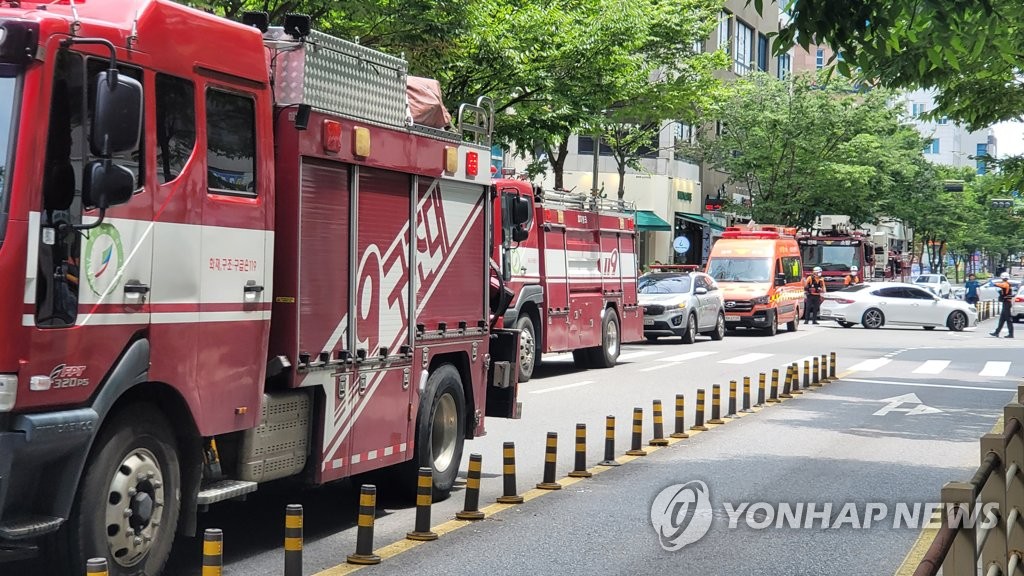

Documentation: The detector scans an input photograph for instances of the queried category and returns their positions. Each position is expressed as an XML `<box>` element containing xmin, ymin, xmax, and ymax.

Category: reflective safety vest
<box><xmin>806</xmin><ymin>276</ymin><xmax>825</xmax><ymax>295</ymax></box>
<box><xmin>996</xmin><ymin>280</ymin><xmax>1013</xmax><ymax>301</ymax></box>
<box><xmin>844</xmin><ymin>275</ymin><xmax>861</xmax><ymax>286</ymax></box>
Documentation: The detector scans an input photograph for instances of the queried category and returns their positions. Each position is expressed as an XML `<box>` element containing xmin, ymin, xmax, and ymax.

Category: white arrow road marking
<box><xmin>719</xmin><ymin>353</ymin><xmax>774</xmax><ymax>365</ymax></box>
<box><xmin>848</xmin><ymin>358</ymin><xmax>892</xmax><ymax>372</ymax></box>
<box><xmin>873</xmin><ymin>392</ymin><xmax>943</xmax><ymax>416</ymax></box>
<box><xmin>530</xmin><ymin>381</ymin><xmax>594</xmax><ymax>395</ymax></box>
<box><xmin>980</xmin><ymin>362</ymin><xmax>1012</xmax><ymax>377</ymax></box>
<box><xmin>913</xmin><ymin>360</ymin><xmax>951</xmax><ymax>374</ymax></box>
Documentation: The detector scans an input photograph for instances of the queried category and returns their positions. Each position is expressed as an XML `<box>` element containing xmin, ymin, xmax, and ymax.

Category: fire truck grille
<box><xmin>644</xmin><ymin>305</ymin><xmax>666</xmax><ymax>316</ymax></box>
<box><xmin>724</xmin><ymin>300</ymin><xmax>753</xmax><ymax>312</ymax></box>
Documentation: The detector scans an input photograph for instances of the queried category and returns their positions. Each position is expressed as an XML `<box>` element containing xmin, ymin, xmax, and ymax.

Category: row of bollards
<box><xmin>84</xmin><ymin>351</ymin><xmax>840</xmax><ymax>574</ymax></box>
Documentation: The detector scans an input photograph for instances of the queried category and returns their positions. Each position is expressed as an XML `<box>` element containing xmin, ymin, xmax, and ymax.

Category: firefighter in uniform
<box><xmin>804</xmin><ymin>266</ymin><xmax>826</xmax><ymax>324</ymax></box>
<box><xmin>844</xmin><ymin>265</ymin><xmax>862</xmax><ymax>286</ymax></box>
<box><xmin>990</xmin><ymin>272</ymin><xmax>1015</xmax><ymax>338</ymax></box>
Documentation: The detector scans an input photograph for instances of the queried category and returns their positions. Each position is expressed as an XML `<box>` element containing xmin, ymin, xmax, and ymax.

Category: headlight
<box><xmin>0</xmin><ymin>374</ymin><xmax>16</xmax><ymax>412</ymax></box>
<box><xmin>675</xmin><ymin>302</ymin><xmax>687</xmax><ymax>309</ymax></box>
<box><xmin>751</xmin><ymin>296</ymin><xmax>770</xmax><ymax>305</ymax></box>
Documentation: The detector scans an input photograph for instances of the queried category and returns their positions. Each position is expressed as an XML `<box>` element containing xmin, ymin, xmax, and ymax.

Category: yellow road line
<box><xmin>316</xmin><ymin>363</ymin><xmax>852</xmax><ymax>575</ymax></box>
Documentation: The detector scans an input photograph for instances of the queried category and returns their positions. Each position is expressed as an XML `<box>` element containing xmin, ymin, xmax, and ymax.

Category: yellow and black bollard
<box><xmin>456</xmin><ymin>454</ymin><xmax>485</xmax><ymax>520</ymax></box>
<box><xmin>819</xmin><ymin>353</ymin><xmax>830</xmax><ymax>383</ymax></box>
<box><xmin>202</xmin><ymin>528</ymin><xmax>223</xmax><ymax>576</ymax></box>
<box><xmin>537</xmin><ymin>432</ymin><xmax>562</xmax><ymax>489</ymax></box>
<box><xmin>626</xmin><ymin>408</ymin><xmax>648</xmax><ymax>456</ymax></box>
<box><xmin>767</xmin><ymin>369</ymin><xmax>780</xmax><ymax>403</ymax></box>
<box><xmin>599</xmin><ymin>415</ymin><xmax>622</xmax><ymax>466</ymax></box>
<box><xmin>829</xmin><ymin>351</ymin><xmax>837</xmax><ymax>379</ymax></box>
<box><xmin>347</xmin><ymin>486</ymin><xmax>382</xmax><ymax>565</ymax></box>
<box><xmin>691</xmin><ymin>390</ymin><xmax>708</xmax><ymax>431</ymax></box>
<box><xmin>496</xmin><ymin>442</ymin><xmax>525</xmax><ymax>504</ymax></box>
<box><xmin>569</xmin><ymin>424</ymin><xmax>594</xmax><ymax>477</ymax></box>
<box><xmin>87</xmin><ymin>558</ymin><xmax>108</xmax><ymax>576</ymax></box>
<box><xmin>670</xmin><ymin>395</ymin><xmax>689</xmax><ymax>439</ymax></box>
<box><xmin>284</xmin><ymin>504</ymin><xmax>303</xmax><ymax>575</ymax></box>
<box><xmin>790</xmin><ymin>362</ymin><xmax>803</xmax><ymax>395</ymax></box>
<box><xmin>757</xmin><ymin>373</ymin><xmax>767</xmax><ymax>407</ymax></box>
<box><xmin>649</xmin><ymin>400</ymin><xmax>669</xmax><ymax>446</ymax></box>
<box><xmin>780</xmin><ymin>365</ymin><xmax>793</xmax><ymax>399</ymax></box>
<box><xmin>812</xmin><ymin>356</ymin><xmax>821</xmax><ymax>386</ymax></box>
<box><xmin>407</xmin><ymin>467</ymin><xmax>439</xmax><ymax>541</ymax></box>
<box><xmin>803</xmin><ymin>360</ymin><xmax>811</xmax><ymax>389</ymax></box>
<box><xmin>708</xmin><ymin>385</ymin><xmax>724</xmax><ymax>424</ymax></box>
<box><xmin>742</xmin><ymin>376</ymin><xmax>753</xmax><ymax>413</ymax></box>
<box><xmin>727</xmin><ymin>380</ymin><xmax>737</xmax><ymax>417</ymax></box>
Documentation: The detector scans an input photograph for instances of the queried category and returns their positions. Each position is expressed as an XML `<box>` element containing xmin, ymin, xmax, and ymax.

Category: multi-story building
<box><xmin>903</xmin><ymin>88</ymin><xmax>997</xmax><ymax>173</ymax></box>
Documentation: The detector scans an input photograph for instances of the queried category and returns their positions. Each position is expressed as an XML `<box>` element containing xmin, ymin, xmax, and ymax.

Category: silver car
<box><xmin>639</xmin><ymin>269</ymin><xmax>726</xmax><ymax>343</ymax></box>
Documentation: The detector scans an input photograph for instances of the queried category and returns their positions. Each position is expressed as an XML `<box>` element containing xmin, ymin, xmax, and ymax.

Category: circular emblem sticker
<box><xmin>673</xmin><ymin>236</ymin><xmax>691</xmax><ymax>254</ymax></box>
<box><xmin>84</xmin><ymin>223</ymin><xmax>125</xmax><ymax>297</ymax></box>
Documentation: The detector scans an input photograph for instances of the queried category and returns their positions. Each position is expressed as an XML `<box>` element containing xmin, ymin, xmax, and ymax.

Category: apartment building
<box><xmin>903</xmin><ymin>88</ymin><xmax>997</xmax><ymax>173</ymax></box>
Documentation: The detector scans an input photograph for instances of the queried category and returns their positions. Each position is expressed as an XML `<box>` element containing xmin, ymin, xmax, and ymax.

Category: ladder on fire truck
<box><xmin>536</xmin><ymin>188</ymin><xmax>636</xmax><ymax>216</ymax></box>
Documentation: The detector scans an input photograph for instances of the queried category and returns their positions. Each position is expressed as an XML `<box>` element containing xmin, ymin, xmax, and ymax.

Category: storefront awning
<box><xmin>677</xmin><ymin>212</ymin><xmax>725</xmax><ymax>232</ymax></box>
<box><xmin>634</xmin><ymin>210</ymin><xmax>672</xmax><ymax>231</ymax></box>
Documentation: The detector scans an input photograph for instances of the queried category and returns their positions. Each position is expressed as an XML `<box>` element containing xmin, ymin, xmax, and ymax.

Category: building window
<box><xmin>815</xmin><ymin>48</ymin><xmax>824</xmax><ymax>70</ymax></box>
<box><xmin>937</xmin><ymin>116</ymin><xmax>949</xmax><ymax>125</ymax></box>
<box><xmin>692</xmin><ymin>40</ymin><xmax>704</xmax><ymax>54</ymax></box>
<box><xmin>757</xmin><ymin>34</ymin><xmax>769</xmax><ymax>71</ymax></box>
<box><xmin>206</xmin><ymin>89</ymin><xmax>257</xmax><ymax>196</ymax></box>
<box><xmin>734</xmin><ymin>20</ymin><xmax>754</xmax><ymax>75</ymax></box>
<box><xmin>673</xmin><ymin>122</ymin><xmax>694</xmax><ymax>146</ymax></box>
<box><xmin>576</xmin><ymin>136</ymin><xmax>612</xmax><ymax>156</ymax></box>
<box><xmin>717</xmin><ymin>11</ymin><xmax>731</xmax><ymax>56</ymax></box>
<box><xmin>976</xmin><ymin>142</ymin><xmax>989</xmax><ymax>174</ymax></box>
<box><xmin>912</xmin><ymin>103</ymin><xmax>926</xmax><ymax>117</ymax></box>
<box><xmin>777</xmin><ymin>53</ymin><xmax>791</xmax><ymax>79</ymax></box>
<box><xmin>925</xmin><ymin>139</ymin><xmax>940</xmax><ymax>154</ymax></box>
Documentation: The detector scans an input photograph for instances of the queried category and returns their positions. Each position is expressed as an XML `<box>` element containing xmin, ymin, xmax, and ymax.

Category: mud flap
<box><xmin>486</xmin><ymin>328</ymin><xmax>521</xmax><ymax>419</ymax></box>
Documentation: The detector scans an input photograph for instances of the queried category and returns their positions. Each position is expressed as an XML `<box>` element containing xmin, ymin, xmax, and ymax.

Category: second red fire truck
<box><xmin>0</xmin><ymin>3</ymin><xmax>527</xmax><ymax>574</ymax></box>
<box><xmin>492</xmin><ymin>180</ymin><xmax>643</xmax><ymax>381</ymax></box>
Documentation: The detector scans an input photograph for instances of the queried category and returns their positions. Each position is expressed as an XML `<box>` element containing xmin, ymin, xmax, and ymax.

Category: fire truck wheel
<box><xmin>515</xmin><ymin>315</ymin><xmax>538</xmax><ymax>382</ymax></box>
<box><xmin>61</xmin><ymin>404</ymin><xmax>181</xmax><ymax>576</ymax></box>
<box><xmin>412</xmin><ymin>365</ymin><xmax>465</xmax><ymax>499</ymax></box>
<box><xmin>590</xmin><ymin>308</ymin><xmax>621</xmax><ymax>368</ymax></box>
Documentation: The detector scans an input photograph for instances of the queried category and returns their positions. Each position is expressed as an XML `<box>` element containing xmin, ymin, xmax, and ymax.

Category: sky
<box><xmin>993</xmin><ymin>121</ymin><xmax>1024</xmax><ymax>157</ymax></box>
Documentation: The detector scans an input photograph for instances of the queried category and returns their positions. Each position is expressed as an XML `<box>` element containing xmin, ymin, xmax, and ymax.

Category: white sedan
<box><xmin>1013</xmin><ymin>286</ymin><xmax>1024</xmax><ymax>321</ymax></box>
<box><xmin>819</xmin><ymin>282</ymin><xmax>976</xmax><ymax>331</ymax></box>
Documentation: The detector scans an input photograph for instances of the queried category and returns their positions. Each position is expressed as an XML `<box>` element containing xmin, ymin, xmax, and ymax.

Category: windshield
<box><xmin>915</xmin><ymin>275</ymin><xmax>937</xmax><ymax>283</ymax></box>
<box><xmin>639</xmin><ymin>275</ymin><xmax>692</xmax><ymax>294</ymax></box>
<box><xmin>707</xmin><ymin>258</ymin><xmax>772</xmax><ymax>282</ymax></box>
<box><xmin>800</xmin><ymin>244</ymin><xmax>857</xmax><ymax>272</ymax></box>
<box><xmin>0</xmin><ymin>75</ymin><xmax>18</xmax><ymax>247</ymax></box>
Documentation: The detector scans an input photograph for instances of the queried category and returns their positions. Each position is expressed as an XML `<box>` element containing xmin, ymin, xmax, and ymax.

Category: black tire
<box><xmin>410</xmin><ymin>364</ymin><xmax>465</xmax><ymax>499</ymax></box>
<box><xmin>59</xmin><ymin>404</ymin><xmax>181</xmax><ymax>576</ymax></box>
<box><xmin>680</xmin><ymin>313</ymin><xmax>698</xmax><ymax>344</ymax></box>
<box><xmin>572</xmin><ymin>349</ymin><xmax>591</xmax><ymax>369</ymax></box>
<box><xmin>946</xmin><ymin>311</ymin><xmax>968</xmax><ymax>332</ymax></box>
<box><xmin>862</xmin><ymin>308</ymin><xmax>885</xmax><ymax>329</ymax></box>
<box><xmin>515</xmin><ymin>315</ymin><xmax>538</xmax><ymax>383</ymax></box>
<box><xmin>709</xmin><ymin>313</ymin><xmax>726</xmax><ymax>341</ymax></box>
<box><xmin>923</xmin><ymin>326</ymin><xmax>936</xmax><ymax>331</ymax></box>
<box><xmin>645</xmin><ymin>335</ymin><xmax>660</xmax><ymax>343</ymax></box>
<box><xmin>763</xmin><ymin>311</ymin><xmax>777</xmax><ymax>336</ymax></box>
<box><xmin>787</xmin><ymin>308</ymin><xmax>799</xmax><ymax>332</ymax></box>
<box><xmin>590</xmin><ymin>308</ymin><xmax>621</xmax><ymax>368</ymax></box>
<box><xmin>838</xmin><ymin>321</ymin><xmax>855</xmax><ymax>328</ymax></box>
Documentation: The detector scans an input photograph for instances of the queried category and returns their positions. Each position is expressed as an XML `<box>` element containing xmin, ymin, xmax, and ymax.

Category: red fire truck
<box><xmin>0</xmin><ymin>3</ymin><xmax>526</xmax><ymax>573</ymax></box>
<box><xmin>491</xmin><ymin>180</ymin><xmax>643</xmax><ymax>381</ymax></box>
<box><xmin>797</xmin><ymin>227</ymin><xmax>877</xmax><ymax>292</ymax></box>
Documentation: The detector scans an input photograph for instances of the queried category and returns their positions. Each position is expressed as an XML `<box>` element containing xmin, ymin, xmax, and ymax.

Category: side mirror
<box><xmin>511</xmin><ymin>225</ymin><xmax>529</xmax><ymax>242</ymax></box>
<box><xmin>83</xmin><ymin>160</ymin><xmax>134</xmax><ymax>210</ymax></box>
<box><xmin>695</xmin><ymin>287</ymin><xmax>708</xmax><ymax>295</ymax></box>
<box><xmin>775</xmin><ymin>273</ymin><xmax>786</xmax><ymax>287</ymax></box>
<box><xmin>91</xmin><ymin>70</ymin><xmax>143</xmax><ymax>156</ymax></box>
<box><xmin>511</xmin><ymin>195</ymin><xmax>532</xmax><ymax>227</ymax></box>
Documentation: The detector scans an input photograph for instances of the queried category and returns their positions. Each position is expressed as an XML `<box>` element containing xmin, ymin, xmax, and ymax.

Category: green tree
<box><xmin>688</xmin><ymin>72</ymin><xmax>935</xmax><ymax>229</ymax></box>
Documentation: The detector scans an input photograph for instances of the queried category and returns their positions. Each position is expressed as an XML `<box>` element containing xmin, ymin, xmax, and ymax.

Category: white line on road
<box><xmin>617</xmin><ymin>350</ymin><xmax>663</xmax><ymax>362</ymax></box>
<box><xmin>719</xmin><ymin>353</ymin><xmax>774</xmax><ymax>365</ymax></box>
<box><xmin>912</xmin><ymin>360</ymin><xmax>951</xmax><ymax>375</ymax></box>
<box><xmin>659</xmin><ymin>351</ymin><xmax>718</xmax><ymax>363</ymax></box>
<box><xmin>848</xmin><ymin>358</ymin><xmax>892</xmax><ymax>372</ymax></box>
<box><xmin>529</xmin><ymin>381</ymin><xmax>594</xmax><ymax>394</ymax></box>
<box><xmin>640</xmin><ymin>362</ymin><xmax>680</xmax><ymax>372</ymax></box>
<box><xmin>980</xmin><ymin>362</ymin><xmax>1012</xmax><ymax>377</ymax></box>
<box><xmin>844</xmin><ymin>378</ymin><xmax>1017</xmax><ymax>393</ymax></box>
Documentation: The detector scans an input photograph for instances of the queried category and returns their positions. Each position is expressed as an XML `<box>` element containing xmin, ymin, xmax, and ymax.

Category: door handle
<box><xmin>123</xmin><ymin>283</ymin><xmax>150</xmax><ymax>294</ymax></box>
<box><xmin>243</xmin><ymin>284</ymin><xmax>265</xmax><ymax>293</ymax></box>
<box><xmin>244</xmin><ymin>281</ymin><xmax>264</xmax><ymax>303</ymax></box>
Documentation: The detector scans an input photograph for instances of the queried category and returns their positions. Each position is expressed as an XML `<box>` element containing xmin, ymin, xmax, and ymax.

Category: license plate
<box><xmin>725</xmin><ymin>315</ymin><xmax>741</xmax><ymax>322</ymax></box>
<box><xmin>644</xmin><ymin>318</ymin><xmax>655</xmax><ymax>326</ymax></box>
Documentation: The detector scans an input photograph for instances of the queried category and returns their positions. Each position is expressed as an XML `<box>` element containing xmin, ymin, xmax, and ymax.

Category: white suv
<box><xmin>913</xmin><ymin>274</ymin><xmax>952</xmax><ymax>298</ymax></box>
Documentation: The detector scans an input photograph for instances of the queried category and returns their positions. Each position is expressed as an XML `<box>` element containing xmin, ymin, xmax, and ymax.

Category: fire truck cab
<box><xmin>492</xmin><ymin>180</ymin><xmax>643</xmax><ymax>381</ymax></box>
<box><xmin>797</xmin><ymin>226</ymin><xmax>876</xmax><ymax>292</ymax></box>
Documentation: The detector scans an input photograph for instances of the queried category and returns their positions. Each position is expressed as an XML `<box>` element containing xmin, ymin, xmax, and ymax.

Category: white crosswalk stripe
<box><xmin>719</xmin><ymin>353</ymin><xmax>774</xmax><ymax>365</ymax></box>
<box><xmin>659</xmin><ymin>351</ymin><xmax>719</xmax><ymax>362</ymax></box>
<box><xmin>913</xmin><ymin>360</ymin><xmax>951</xmax><ymax>375</ymax></box>
<box><xmin>617</xmin><ymin>350</ymin><xmax>663</xmax><ymax>361</ymax></box>
<box><xmin>848</xmin><ymin>358</ymin><xmax>892</xmax><ymax>372</ymax></box>
<box><xmin>980</xmin><ymin>362</ymin><xmax>1012</xmax><ymax>378</ymax></box>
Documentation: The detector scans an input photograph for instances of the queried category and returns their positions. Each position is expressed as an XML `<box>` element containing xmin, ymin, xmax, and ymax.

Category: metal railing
<box><xmin>915</xmin><ymin>387</ymin><xmax>1024</xmax><ymax>576</ymax></box>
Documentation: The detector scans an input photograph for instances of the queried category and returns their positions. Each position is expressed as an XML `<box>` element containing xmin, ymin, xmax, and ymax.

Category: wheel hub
<box><xmin>519</xmin><ymin>328</ymin><xmax>535</xmax><ymax>373</ymax></box>
<box><xmin>606</xmin><ymin>318</ymin><xmax>619</xmax><ymax>357</ymax></box>
<box><xmin>105</xmin><ymin>448</ymin><xmax>165</xmax><ymax>567</ymax></box>
<box><xmin>431</xmin><ymin>394</ymin><xmax>458</xmax><ymax>473</ymax></box>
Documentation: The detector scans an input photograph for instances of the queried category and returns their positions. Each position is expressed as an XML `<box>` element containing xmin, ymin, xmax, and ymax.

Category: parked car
<box><xmin>639</xmin><ymin>268</ymin><xmax>726</xmax><ymax>343</ymax></box>
<box><xmin>913</xmin><ymin>274</ymin><xmax>953</xmax><ymax>298</ymax></box>
<box><xmin>819</xmin><ymin>282</ymin><xmax>976</xmax><ymax>331</ymax></box>
<box><xmin>952</xmin><ymin>286</ymin><xmax>966</xmax><ymax>300</ymax></box>
<box><xmin>979</xmin><ymin>278</ymin><xmax>1022</xmax><ymax>301</ymax></box>
<box><xmin>1012</xmin><ymin>286</ymin><xmax>1024</xmax><ymax>322</ymax></box>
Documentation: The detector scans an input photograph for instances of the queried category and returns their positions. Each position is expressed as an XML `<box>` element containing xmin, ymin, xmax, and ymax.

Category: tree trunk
<box><xmin>617</xmin><ymin>159</ymin><xmax>627</xmax><ymax>200</ymax></box>
<box><xmin>549</xmin><ymin>139</ymin><xmax>568</xmax><ymax>190</ymax></box>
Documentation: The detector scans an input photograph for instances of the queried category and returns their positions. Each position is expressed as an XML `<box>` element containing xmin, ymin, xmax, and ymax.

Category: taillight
<box><xmin>1015</xmin><ymin>297</ymin><xmax>1024</xmax><ymax>303</ymax></box>
<box><xmin>829</xmin><ymin>298</ymin><xmax>855</xmax><ymax>304</ymax></box>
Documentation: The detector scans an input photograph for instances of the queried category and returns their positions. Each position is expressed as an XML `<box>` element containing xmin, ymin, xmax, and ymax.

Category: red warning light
<box><xmin>466</xmin><ymin>151</ymin><xmax>479</xmax><ymax>176</ymax></box>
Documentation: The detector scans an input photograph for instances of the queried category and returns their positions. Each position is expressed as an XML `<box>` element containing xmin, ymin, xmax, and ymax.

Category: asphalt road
<box><xmin>12</xmin><ymin>317</ymin><xmax>1019</xmax><ymax>575</ymax></box>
